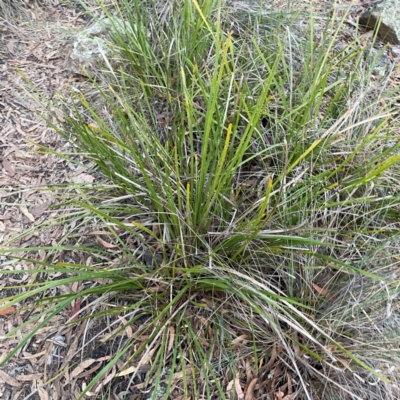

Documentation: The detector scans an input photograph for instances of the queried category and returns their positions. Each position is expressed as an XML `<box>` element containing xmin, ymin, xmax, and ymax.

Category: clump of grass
<box><xmin>2</xmin><ymin>0</ymin><xmax>400</xmax><ymax>398</ymax></box>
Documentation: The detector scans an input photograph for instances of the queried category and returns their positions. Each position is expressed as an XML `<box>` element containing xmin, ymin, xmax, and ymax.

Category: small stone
<box><xmin>363</xmin><ymin>48</ymin><xmax>392</xmax><ymax>76</ymax></box>
<box><xmin>143</xmin><ymin>250</ymin><xmax>163</xmax><ymax>268</ymax></box>
<box><xmin>358</xmin><ymin>0</ymin><xmax>400</xmax><ymax>45</ymax></box>
<box><xmin>390</xmin><ymin>45</ymin><xmax>400</xmax><ymax>58</ymax></box>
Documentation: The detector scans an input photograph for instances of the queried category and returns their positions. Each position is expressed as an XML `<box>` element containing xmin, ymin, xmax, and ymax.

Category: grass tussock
<box><xmin>2</xmin><ymin>0</ymin><xmax>400</xmax><ymax>399</ymax></box>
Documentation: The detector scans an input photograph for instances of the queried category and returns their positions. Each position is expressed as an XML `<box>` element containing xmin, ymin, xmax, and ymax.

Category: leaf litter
<box><xmin>0</xmin><ymin>1</ymin><xmax>112</xmax><ymax>398</ymax></box>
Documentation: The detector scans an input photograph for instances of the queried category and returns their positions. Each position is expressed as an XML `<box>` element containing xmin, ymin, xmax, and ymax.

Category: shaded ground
<box><xmin>1</xmin><ymin>0</ymin><xmax>400</xmax><ymax>399</ymax></box>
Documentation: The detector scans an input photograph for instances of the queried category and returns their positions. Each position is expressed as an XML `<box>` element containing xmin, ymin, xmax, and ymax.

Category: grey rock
<box><xmin>143</xmin><ymin>249</ymin><xmax>163</xmax><ymax>268</ymax></box>
<box><xmin>358</xmin><ymin>0</ymin><xmax>400</xmax><ymax>45</ymax></box>
<box><xmin>363</xmin><ymin>47</ymin><xmax>392</xmax><ymax>76</ymax></box>
<box><xmin>391</xmin><ymin>45</ymin><xmax>400</xmax><ymax>57</ymax></box>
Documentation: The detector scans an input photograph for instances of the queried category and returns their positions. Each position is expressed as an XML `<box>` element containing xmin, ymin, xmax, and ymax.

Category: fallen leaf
<box><xmin>117</xmin><ymin>316</ymin><xmax>132</xmax><ymax>338</ymax></box>
<box><xmin>72</xmin><ymin>173</ymin><xmax>95</xmax><ymax>183</ymax></box>
<box><xmin>245</xmin><ymin>378</ymin><xmax>258</xmax><ymax>400</ymax></box>
<box><xmin>96</xmin><ymin>235</ymin><xmax>119</xmax><ymax>249</ymax></box>
<box><xmin>312</xmin><ymin>283</ymin><xmax>335</xmax><ymax>301</ymax></box>
<box><xmin>71</xmin><ymin>298</ymin><xmax>81</xmax><ymax>321</ymax></box>
<box><xmin>70</xmin><ymin>359</ymin><xmax>98</xmax><ymax>380</ymax></box>
<box><xmin>31</xmin><ymin>201</ymin><xmax>51</xmax><ymax>218</ymax></box>
<box><xmin>0</xmin><ymin>370</ymin><xmax>21</xmax><ymax>387</ymax></box>
<box><xmin>38</xmin><ymin>387</ymin><xmax>50</xmax><ymax>400</ymax></box>
<box><xmin>21</xmin><ymin>351</ymin><xmax>46</xmax><ymax>360</ymax></box>
<box><xmin>167</xmin><ymin>326</ymin><xmax>175</xmax><ymax>353</ymax></box>
<box><xmin>74</xmin><ymin>360</ymin><xmax>108</xmax><ymax>380</ymax></box>
<box><xmin>89</xmin><ymin>230</ymin><xmax>112</xmax><ymax>235</ymax></box>
<box><xmin>2</xmin><ymin>158</ymin><xmax>15</xmax><ymax>177</ymax></box>
<box><xmin>20</xmin><ymin>205</ymin><xmax>35</xmax><ymax>222</ymax></box>
<box><xmin>16</xmin><ymin>373</ymin><xmax>43</xmax><ymax>381</ymax></box>
<box><xmin>94</xmin><ymin>366</ymin><xmax>116</xmax><ymax>393</ymax></box>
<box><xmin>26</xmin><ymin>123</ymin><xmax>42</xmax><ymax>132</ymax></box>
<box><xmin>245</xmin><ymin>359</ymin><xmax>252</xmax><ymax>384</ymax></box>
<box><xmin>226</xmin><ymin>379</ymin><xmax>234</xmax><ymax>399</ymax></box>
<box><xmin>171</xmin><ymin>365</ymin><xmax>192</xmax><ymax>380</ymax></box>
<box><xmin>286</xmin><ymin>373</ymin><xmax>293</xmax><ymax>395</ymax></box>
<box><xmin>338</xmin><ymin>357</ymin><xmax>350</xmax><ymax>367</ymax></box>
<box><xmin>12</xmin><ymin>389</ymin><xmax>24</xmax><ymax>399</ymax></box>
<box><xmin>232</xmin><ymin>334</ymin><xmax>250</xmax><ymax>344</ymax></box>
<box><xmin>275</xmin><ymin>390</ymin><xmax>285</xmax><ymax>400</ymax></box>
<box><xmin>282</xmin><ymin>394</ymin><xmax>297</xmax><ymax>400</ymax></box>
<box><xmin>0</xmin><ymin>306</ymin><xmax>15</xmax><ymax>316</ymax></box>
<box><xmin>6</xmin><ymin>40</ymin><xmax>16</xmax><ymax>55</ymax></box>
<box><xmin>235</xmin><ymin>372</ymin><xmax>244</xmax><ymax>399</ymax></box>
<box><xmin>138</xmin><ymin>347</ymin><xmax>156</xmax><ymax>366</ymax></box>
<box><xmin>116</xmin><ymin>366</ymin><xmax>136</xmax><ymax>377</ymax></box>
